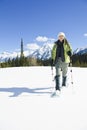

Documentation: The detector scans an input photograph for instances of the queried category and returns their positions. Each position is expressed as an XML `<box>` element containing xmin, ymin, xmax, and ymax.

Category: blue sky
<box><xmin>0</xmin><ymin>0</ymin><xmax>87</xmax><ymax>52</ymax></box>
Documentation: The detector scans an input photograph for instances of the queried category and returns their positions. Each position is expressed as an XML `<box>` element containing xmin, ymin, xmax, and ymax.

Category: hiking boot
<box><xmin>62</xmin><ymin>76</ymin><xmax>67</xmax><ymax>86</ymax></box>
<box><xmin>55</xmin><ymin>75</ymin><xmax>61</xmax><ymax>90</ymax></box>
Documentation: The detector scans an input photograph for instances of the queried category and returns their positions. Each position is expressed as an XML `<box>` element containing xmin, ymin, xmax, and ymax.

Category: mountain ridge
<box><xmin>0</xmin><ymin>43</ymin><xmax>87</xmax><ymax>62</ymax></box>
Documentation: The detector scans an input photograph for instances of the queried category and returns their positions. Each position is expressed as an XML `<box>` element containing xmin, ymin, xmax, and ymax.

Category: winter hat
<box><xmin>58</xmin><ymin>32</ymin><xmax>66</xmax><ymax>38</ymax></box>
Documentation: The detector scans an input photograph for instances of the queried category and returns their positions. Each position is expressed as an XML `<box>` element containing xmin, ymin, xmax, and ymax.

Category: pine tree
<box><xmin>20</xmin><ymin>38</ymin><xmax>25</xmax><ymax>66</ymax></box>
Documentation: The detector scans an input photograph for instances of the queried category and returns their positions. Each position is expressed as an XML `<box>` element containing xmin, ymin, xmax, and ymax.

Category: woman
<box><xmin>51</xmin><ymin>32</ymin><xmax>72</xmax><ymax>96</ymax></box>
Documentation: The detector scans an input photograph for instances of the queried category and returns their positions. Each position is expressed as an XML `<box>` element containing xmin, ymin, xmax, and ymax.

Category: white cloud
<box><xmin>26</xmin><ymin>43</ymin><xmax>40</xmax><ymax>50</ymax></box>
<box><xmin>48</xmin><ymin>38</ymin><xmax>55</xmax><ymax>41</ymax></box>
<box><xmin>36</xmin><ymin>36</ymin><xmax>48</xmax><ymax>42</ymax></box>
<box><xmin>36</xmin><ymin>36</ymin><xmax>55</xmax><ymax>43</ymax></box>
<box><xmin>84</xmin><ymin>33</ymin><xmax>87</xmax><ymax>37</ymax></box>
<box><xmin>24</xmin><ymin>36</ymin><xmax>55</xmax><ymax>51</ymax></box>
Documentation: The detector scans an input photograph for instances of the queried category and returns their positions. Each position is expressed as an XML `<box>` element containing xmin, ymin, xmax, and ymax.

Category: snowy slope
<box><xmin>0</xmin><ymin>51</ymin><xmax>19</xmax><ymax>62</ymax></box>
<box><xmin>0</xmin><ymin>67</ymin><xmax>87</xmax><ymax>130</ymax></box>
<box><xmin>0</xmin><ymin>43</ymin><xmax>87</xmax><ymax>62</ymax></box>
<box><xmin>0</xmin><ymin>43</ymin><xmax>53</xmax><ymax>62</ymax></box>
<box><xmin>74</xmin><ymin>47</ymin><xmax>87</xmax><ymax>54</ymax></box>
<box><xmin>31</xmin><ymin>43</ymin><xmax>53</xmax><ymax>59</ymax></box>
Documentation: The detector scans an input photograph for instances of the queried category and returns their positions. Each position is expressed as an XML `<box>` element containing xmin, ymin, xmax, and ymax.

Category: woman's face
<box><xmin>58</xmin><ymin>35</ymin><xmax>64</xmax><ymax>42</ymax></box>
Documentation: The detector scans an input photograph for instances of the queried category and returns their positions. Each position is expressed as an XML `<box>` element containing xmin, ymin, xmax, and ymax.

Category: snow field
<box><xmin>0</xmin><ymin>67</ymin><xmax>87</xmax><ymax>130</ymax></box>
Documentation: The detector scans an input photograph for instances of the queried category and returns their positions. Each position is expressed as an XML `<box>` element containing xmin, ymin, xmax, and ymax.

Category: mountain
<box><xmin>30</xmin><ymin>43</ymin><xmax>53</xmax><ymax>60</ymax></box>
<box><xmin>0</xmin><ymin>43</ymin><xmax>53</xmax><ymax>62</ymax></box>
<box><xmin>74</xmin><ymin>47</ymin><xmax>87</xmax><ymax>55</ymax></box>
<box><xmin>0</xmin><ymin>43</ymin><xmax>87</xmax><ymax>62</ymax></box>
<box><xmin>0</xmin><ymin>51</ymin><xmax>20</xmax><ymax>62</ymax></box>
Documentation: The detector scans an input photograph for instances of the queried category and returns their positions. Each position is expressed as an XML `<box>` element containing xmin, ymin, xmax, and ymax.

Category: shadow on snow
<box><xmin>0</xmin><ymin>87</ymin><xmax>52</xmax><ymax>97</ymax></box>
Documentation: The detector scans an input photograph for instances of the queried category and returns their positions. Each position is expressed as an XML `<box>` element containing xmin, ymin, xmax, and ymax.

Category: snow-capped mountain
<box><xmin>0</xmin><ymin>44</ymin><xmax>87</xmax><ymax>62</ymax></box>
<box><xmin>74</xmin><ymin>47</ymin><xmax>87</xmax><ymax>55</ymax></box>
<box><xmin>30</xmin><ymin>43</ymin><xmax>53</xmax><ymax>60</ymax></box>
<box><xmin>0</xmin><ymin>43</ymin><xmax>53</xmax><ymax>62</ymax></box>
<box><xmin>0</xmin><ymin>51</ymin><xmax>20</xmax><ymax>62</ymax></box>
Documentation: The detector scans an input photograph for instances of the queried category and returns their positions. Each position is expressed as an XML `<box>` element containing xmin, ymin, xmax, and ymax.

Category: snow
<box><xmin>0</xmin><ymin>66</ymin><xmax>87</xmax><ymax>130</ymax></box>
<box><xmin>74</xmin><ymin>47</ymin><xmax>87</xmax><ymax>54</ymax></box>
<box><xmin>32</xmin><ymin>43</ymin><xmax>53</xmax><ymax>59</ymax></box>
<box><xmin>1</xmin><ymin>43</ymin><xmax>87</xmax><ymax>62</ymax></box>
<box><xmin>0</xmin><ymin>43</ymin><xmax>53</xmax><ymax>62</ymax></box>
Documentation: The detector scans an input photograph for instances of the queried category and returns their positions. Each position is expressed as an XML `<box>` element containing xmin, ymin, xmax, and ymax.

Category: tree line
<box><xmin>72</xmin><ymin>53</ymin><xmax>87</xmax><ymax>67</ymax></box>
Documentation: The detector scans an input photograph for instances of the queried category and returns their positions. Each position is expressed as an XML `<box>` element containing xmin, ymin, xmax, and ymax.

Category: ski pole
<box><xmin>50</xmin><ymin>66</ymin><xmax>55</xmax><ymax>93</ymax></box>
<box><xmin>70</xmin><ymin>60</ymin><xmax>73</xmax><ymax>87</ymax></box>
<box><xmin>70</xmin><ymin>59</ymin><xmax>76</xmax><ymax>94</ymax></box>
<box><xmin>51</xmin><ymin>66</ymin><xmax>54</xmax><ymax>81</ymax></box>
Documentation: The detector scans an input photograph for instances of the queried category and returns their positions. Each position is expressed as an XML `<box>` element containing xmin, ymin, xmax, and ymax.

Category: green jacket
<box><xmin>51</xmin><ymin>39</ymin><xmax>72</xmax><ymax>63</ymax></box>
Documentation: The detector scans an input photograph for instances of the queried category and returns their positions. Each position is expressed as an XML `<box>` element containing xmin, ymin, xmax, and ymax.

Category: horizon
<box><xmin>0</xmin><ymin>0</ymin><xmax>87</xmax><ymax>52</ymax></box>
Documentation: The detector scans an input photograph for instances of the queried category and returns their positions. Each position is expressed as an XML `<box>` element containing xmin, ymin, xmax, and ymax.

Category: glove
<box><xmin>67</xmin><ymin>51</ymin><xmax>72</xmax><ymax>57</ymax></box>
